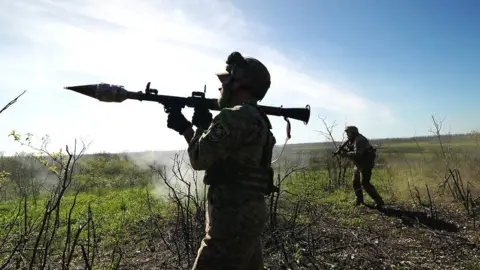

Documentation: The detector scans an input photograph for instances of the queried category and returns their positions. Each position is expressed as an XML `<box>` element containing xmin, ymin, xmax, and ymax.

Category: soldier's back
<box><xmin>205</xmin><ymin>102</ymin><xmax>274</xmax><ymax>236</ymax></box>
<box><xmin>226</xmin><ymin>103</ymin><xmax>275</xmax><ymax>166</ymax></box>
<box><xmin>354</xmin><ymin>133</ymin><xmax>371</xmax><ymax>146</ymax></box>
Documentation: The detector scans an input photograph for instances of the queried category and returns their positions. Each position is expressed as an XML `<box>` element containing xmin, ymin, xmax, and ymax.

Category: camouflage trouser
<box><xmin>192</xmin><ymin>186</ymin><xmax>267</xmax><ymax>270</ymax></box>
<box><xmin>353</xmin><ymin>166</ymin><xmax>384</xmax><ymax>205</ymax></box>
<box><xmin>192</xmin><ymin>234</ymin><xmax>263</xmax><ymax>270</ymax></box>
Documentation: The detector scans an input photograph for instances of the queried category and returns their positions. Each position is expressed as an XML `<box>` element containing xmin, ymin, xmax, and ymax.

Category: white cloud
<box><xmin>0</xmin><ymin>0</ymin><xmax>395</xmax><ymax>156</ymax></box>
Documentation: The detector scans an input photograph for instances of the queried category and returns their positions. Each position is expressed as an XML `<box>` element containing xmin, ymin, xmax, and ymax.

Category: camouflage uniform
<box><xmin>342</xmin><ymin>126</ymin><xmax>384</xmax><ymax>206</ymax></box>
<box><xmin>186</xmin><ymin>52</ymin><xmax>276</xmax><ymax>270</ymax></box>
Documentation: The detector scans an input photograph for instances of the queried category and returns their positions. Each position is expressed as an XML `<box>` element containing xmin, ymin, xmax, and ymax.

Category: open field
<box><xmin>0</xmin><ymin>131</ymin><xmax>479</xmax><ymax>269</ymax></box>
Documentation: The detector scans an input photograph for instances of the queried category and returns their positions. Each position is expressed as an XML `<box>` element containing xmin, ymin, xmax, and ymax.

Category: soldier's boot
<box><xmin>354</xmin><ymin>199</ymin><xmax>364</xmax><ymax>206</ymax></box>
<box><xmin>353</xmin><ymin>186</ymin><xmax>364</xmax><ymax>206</ymax></box>
<box><xmin>350</xmin><ymin>195</ymin><xmax>363</xmax><ymax>206</ymax></box>
<box><xmin>373</xmin><ymin>196</ymin><xmax>385</xmax><ymax>208</ymax></box>
<box><xmin>363</xmin><ymin>184</ymin><xmax>384</xmax><ymax>208</ymax></box>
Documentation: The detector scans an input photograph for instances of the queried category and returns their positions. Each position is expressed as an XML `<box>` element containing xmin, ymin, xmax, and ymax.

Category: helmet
<box><xmin>216</xmin><ymin>52</ymin><xmax>271</xmax><ymax>100</ymax></box>
<box><xmin>345</xmin><ymin>126</ymin><xmax>358</xmax><ymax>133</ymax></box>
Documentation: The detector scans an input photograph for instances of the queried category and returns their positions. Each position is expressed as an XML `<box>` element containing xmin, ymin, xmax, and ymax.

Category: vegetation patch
<box><xmin>0</xmin><ymin>117</ymin><xmax>479</xmax><ymax>269</ymax></box>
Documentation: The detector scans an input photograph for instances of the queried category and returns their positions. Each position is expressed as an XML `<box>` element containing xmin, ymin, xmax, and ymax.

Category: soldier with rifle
<box><xmin>334</xmin><ymin>126</ymin><xmax>385</xmax><ymax>208</ymax></box>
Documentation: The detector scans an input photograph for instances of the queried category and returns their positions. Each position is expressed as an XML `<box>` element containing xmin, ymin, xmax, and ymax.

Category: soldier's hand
<box><xmin>167</xmin><ymin>110</ymin><xmax>192</xmax><ymax>135</ymax></box>
<box><xmin>192</xmin><ymin>107</ymin><xmax>212</xmax><ymax>130</ymax></box>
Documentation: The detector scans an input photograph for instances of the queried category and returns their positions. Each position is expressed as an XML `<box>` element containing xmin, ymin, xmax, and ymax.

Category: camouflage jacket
<box><xmin>344</xmin><ymin>133</ymin><xmax>376</xmax><ymax>167</ymax></box>
<box><xmin>186</xmin><ymin>101</ymin><xmax>276</xmax><ymax>193</ymax></box>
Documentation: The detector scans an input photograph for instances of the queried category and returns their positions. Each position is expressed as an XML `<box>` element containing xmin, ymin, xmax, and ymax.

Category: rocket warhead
<box><xmin>64</xmin><ymin>84</ymin><xmax>99</xmax><ymax>99</ymax></box>
<box><xmin>64</xmin><ymin>83</ymin><xmax>128</xmax><ymax>102</ymax></box>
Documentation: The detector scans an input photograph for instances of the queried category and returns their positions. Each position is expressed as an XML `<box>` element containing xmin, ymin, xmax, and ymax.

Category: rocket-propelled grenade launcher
<box><xmin>64</xmin><ymin>82</ymin><xmax>311</xmax><ymax>125</ymax></box>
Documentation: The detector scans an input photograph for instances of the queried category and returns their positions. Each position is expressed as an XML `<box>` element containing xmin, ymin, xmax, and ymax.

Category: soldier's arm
<box><xmin>346</xmin><ymin>138</ymin><xmax>368</xmax><ymax>158</ymax></box>
<box><xmin>182</xmin><ymin>127</ymin><xmax>195</xmax><ymax>143</ymax></box>
<box><xmin>187</xmin><ymin>106</ymin><xmax>259</xmax><ymax>170</ymax></box>
<box><xmin>335</xmin><ymin>140</ymin><xmax>349</xmax><ymax>154</ymax></box>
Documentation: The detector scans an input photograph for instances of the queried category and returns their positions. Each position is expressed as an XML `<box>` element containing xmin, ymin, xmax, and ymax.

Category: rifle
<box><xmin>64</xmin><ymin>82</ymin><xmax>311</xmax><ymax>125</ymax></box>
<box><xmin>332</xmin><ymin>140</ymin><xmax>350</xmax><ymax>157</ymax></box>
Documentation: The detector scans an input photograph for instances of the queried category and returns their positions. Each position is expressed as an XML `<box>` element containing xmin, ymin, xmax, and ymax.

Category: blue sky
<box><xmin>236</xmin><ymin>0</ymin><xmax>480</xmax><ymax>131</ymax></box>
<box><xmin>0</xmin><ymin>0</ymin><xmax>478</xmax><ymax>155</ymax></box>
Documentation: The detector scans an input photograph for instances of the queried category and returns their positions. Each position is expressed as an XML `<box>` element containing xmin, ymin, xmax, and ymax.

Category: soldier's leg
<box><xmin>245</xmin><ymin>238</ymin><xmax>264</xmax><ymax>270</ymax></box>
<box><xmin>352</xmin><ymin>167</ymin><xmax>363</xmax><ymax>204</ymax></box>
<box><xmin>360</xmin><ymin>167</ymin><xmax>384</xmax><ymax>206</ymax></box>
<box><xmin>192</xmin><ymin>233</ymin><xmax>261</xmax><ymax>270</ymax></box>
<box><xmin>192</xmin><ymin>190</ymin><xmax>266</xmax><ymax>270</ymax></box>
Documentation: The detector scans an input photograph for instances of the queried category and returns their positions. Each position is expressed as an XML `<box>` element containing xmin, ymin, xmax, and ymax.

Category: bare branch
<box><xmin>0</xmin><ymin>90</ymin><xmax>27</xmax><ymax>115</ymax></box>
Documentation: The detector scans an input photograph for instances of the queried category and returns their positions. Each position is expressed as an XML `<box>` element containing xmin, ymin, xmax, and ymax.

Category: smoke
<box><xmin>126</xmin><ymin>143</ymin><xmax>311</xmax><ymax>200</ymax></box>
<box><xmin>124</xmin><ymin>149</ymin><xmax>205</xmax><ymax>199</ymax></box>
<box><xmin>1</xmin><ymin>130</ymin><xmax>207</xmax><ymax>201</ymax></box>
<box><xmin>0</xmin><ymin>151</ymin><xmax>62</xmax><ymax>200</ymax></box>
